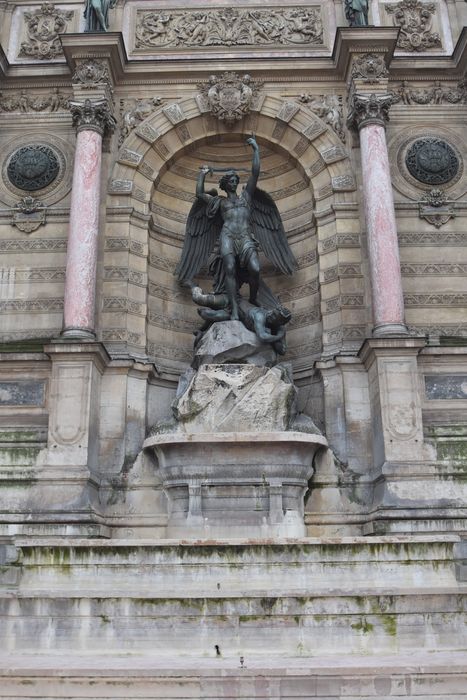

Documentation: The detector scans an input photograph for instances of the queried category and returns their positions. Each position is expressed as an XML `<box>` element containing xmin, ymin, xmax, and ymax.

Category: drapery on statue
<box><xmin>84</xmin><ymin>0</ymin><xmax>116</xmax><ymax>32</ymax></box>
<box><xmin>175</xmin><ymin>136</ymin><xmax>296</xmax><ymax>351</ymax></box>
<box><xmin>344</xmin><ymin>0</ymin><xmax>369</xmax><ymax>27</ymax></box>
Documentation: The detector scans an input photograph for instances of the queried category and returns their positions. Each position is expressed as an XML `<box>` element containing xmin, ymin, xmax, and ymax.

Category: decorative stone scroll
<box><xmin>134</xmin><ymin>7</ymin><xmax>323</xmax><ymax>49</ymax></box>
<box><xmin>385</xmin><ymin>1</ymin><xmax>442</xmax><ymax>52</ymax></box>
<box><xmin>19</xmin><ymin>3</ymin><xmax>73</xmax><ymax>60</ymax></box>
<box><xmin>69</xmin><ymin>98</ymin><xmax>116</xmax><ymax>136</ymax></box>
<box><xmin>351</xmin><ymin>53</ymin><xmax>389</xmax><ymax>84</ymax></box>
<box><xmin>197</xmin><ymin>73</ymin><xmax>263</xmax><ymax>126</ymax></box>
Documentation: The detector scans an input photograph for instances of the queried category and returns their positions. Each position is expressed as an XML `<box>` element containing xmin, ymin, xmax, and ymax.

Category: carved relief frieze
<box><xmin>119</xmin><ymin>97</ymin><xmax>163</xmax><ymax>145</ymax></box>
<box><xmin>19</xmin><ymin>3</ymin><xmax>73</xmax><ymax>60</ymax></box>
<box><xmin>401</xmin><ymin>261</ymin><xmax>467</xmax><ymax>275</ymax></box>
<box><xmin>0</xmin><ymin>89</ymin><xmax>70</xmax><ymax>113</ymax></box>
<box><xmin>395</xmin><ymin>80</ymin><xmax>467</xmax><ymax>105</ymax></box>
<box><xmin>385</xmin><ymin>1</ymin><xmax>442</xmax><ymax>52</ymax></box>
<box><xmin>398</xmin><ymin>231</ymin><xmax>467</xmax><ymax>246</ymax></box>
<box><xmin>0</xmin><ymin>238</ymin><xmax>67</xmax><ymax>252</ymax></box>
<box><xmin>404</xmin><ymin>293</ymin><xmax>467</xmax><ymax>306</ymax></box>
<box><xmin>197</xmin><ymin>73</ymin><xmax>263</xmax><ymax>127</ymax></box>
<box><xmin>298</xmin><ymin>94</ymin><xmax>345</xmax><ymax>142</ymax></box>
<box><xmin>351</xmin><ymin>53</ymin><xmax>389</xmax><ymax>83</ymax></box>
<box><xmin>134</xmin><ymin>7</ymin><xmax>323</xmax><ymax>50</ymax></box>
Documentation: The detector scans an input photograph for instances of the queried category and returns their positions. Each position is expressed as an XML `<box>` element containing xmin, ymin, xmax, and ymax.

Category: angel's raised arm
<box><xmin>245</xmin><ymin>136</ymin><xmax>260</xmax><ymax>196</ymax></box>
<box><xmin>196</xmin><ymin>166</ymin><xmax>214</xmax><ymax>203</ymax></box>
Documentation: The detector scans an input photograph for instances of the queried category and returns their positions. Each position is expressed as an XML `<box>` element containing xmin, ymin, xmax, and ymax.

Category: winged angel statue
<box><xmin>175</xmin><ymin>136</ymin><xmax>297</xmax><ymax>354</ymax></box>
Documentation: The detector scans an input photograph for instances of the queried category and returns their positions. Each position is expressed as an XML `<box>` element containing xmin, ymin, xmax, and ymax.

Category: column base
<box><xmin>61</xmin><ymin>327</ymin><xmax>96</xmax><ymax>340</ymax></box>
<box><xmin>372</xmin><ymin>322</ymin><xmax>409</xmax><ymax>337</ymax></box>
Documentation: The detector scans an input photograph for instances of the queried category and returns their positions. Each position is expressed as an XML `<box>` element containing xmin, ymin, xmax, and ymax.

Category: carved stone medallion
<box><xmin>405</xmin><ymin>138</ymin><xmax>459</xmax><ymax>185</ymax></box>
<box><xmin>198</xmin><ymin>73</ymin><xmax>263</xmax><ymax>126</ymax></box>
<box><xmin>6</xmin><ymin>145</ymin><xmax>60</xmax><ymax>192</ymax></box>
<box><xmin>351</xmin><ymin>53</ymin><xmax>389</xmax><ymax>84</ymax></box>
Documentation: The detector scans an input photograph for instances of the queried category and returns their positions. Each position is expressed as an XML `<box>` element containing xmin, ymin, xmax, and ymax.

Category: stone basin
<box><xmin>143</xmin><ymin>431</ymin><xmax>327</xmax><ymax>538</ymax></box>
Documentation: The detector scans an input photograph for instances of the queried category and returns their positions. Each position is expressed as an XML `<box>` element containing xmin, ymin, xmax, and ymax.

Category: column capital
<box><xmin>69</xmin><ymin>97</ymin><xmax>116</xmax><ymax>136</ymax></box>
<box><xmin>347</xmin><ymin>91</ymin><xmax>396</xmax><ymax>130</ymax></box>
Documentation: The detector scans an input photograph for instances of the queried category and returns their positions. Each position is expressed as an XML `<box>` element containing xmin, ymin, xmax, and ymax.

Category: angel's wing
<box><xmin>250</xmin><ymin>188</ymin><xmax>297</xmax><ymax>275</ymax></box>
<box><xmin>175</xmin><ymin>196</ymin><xmax>223</xmax><ymax>284</ymax></box>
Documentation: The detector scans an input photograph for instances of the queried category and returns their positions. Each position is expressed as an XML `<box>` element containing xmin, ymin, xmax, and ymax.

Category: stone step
<box><xmin>8</xmin><ymin>535</ymin><xmax>462</xmax><ymax>596</ymax></box>
<box><xmin>0</xmin><ymin>652</ymin><xmax>466</xmax><ymax>698</ymax></box>
<box><xmin>1</xmin><ymin>536</ymin><xmax>466</xmax><ymax>659</ymax></box>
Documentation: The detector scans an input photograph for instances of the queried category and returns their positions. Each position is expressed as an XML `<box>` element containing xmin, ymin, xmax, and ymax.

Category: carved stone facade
<box><xmin>0</xmin><ymin>3</ymin><xmax>466</xmax><ymax>696</ymax></box>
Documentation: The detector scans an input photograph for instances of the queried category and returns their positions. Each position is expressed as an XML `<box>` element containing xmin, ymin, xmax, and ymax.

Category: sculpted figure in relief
<box><xmin>176</xmin><ymin>136</ymin><xmax>296</xmax><ymax>332</ymax></box>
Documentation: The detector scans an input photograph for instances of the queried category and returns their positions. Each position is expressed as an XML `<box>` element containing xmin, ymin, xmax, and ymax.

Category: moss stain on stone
<box><xmin>351</xmin><ymin>617</ymin><xmax>374</xmax><ymax>634</ymax></box>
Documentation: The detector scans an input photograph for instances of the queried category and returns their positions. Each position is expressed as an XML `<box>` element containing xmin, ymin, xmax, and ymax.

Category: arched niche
<box><xmin>104</xmin><ymin>95</ymin><xmax>358</xmax><ymax>374</ymax></box>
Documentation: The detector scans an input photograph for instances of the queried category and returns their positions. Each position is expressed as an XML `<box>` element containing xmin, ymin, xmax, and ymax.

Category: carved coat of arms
<box><xmin>198</xmin><ymin>73</ymin><xmax>263</xmax><ymax>126</ymax></box>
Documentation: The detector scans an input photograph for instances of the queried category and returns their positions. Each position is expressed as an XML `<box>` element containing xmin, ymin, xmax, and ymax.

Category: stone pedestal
<box><xmin>144</xmin><ymin>357</ymin><xmax>326</xmax><ymax>538</ymax></box>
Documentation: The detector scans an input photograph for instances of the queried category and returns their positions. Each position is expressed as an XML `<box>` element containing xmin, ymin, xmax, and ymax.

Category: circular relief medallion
<box><xmin>6</xmin><ymin>144</ymin><xmax>60</xmax><ymax>192</ymax></box>
<box><xmin>405</xmin><ymin>138</ymin><xmax>459</xmax><ymax>186</ymax></box>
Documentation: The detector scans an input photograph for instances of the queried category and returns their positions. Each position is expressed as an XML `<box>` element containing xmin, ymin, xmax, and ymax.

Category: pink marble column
<box><xmin>62</xmin><ymin>99</ymin><xmax>115</xmax><ymax>338</ymax></box>
<box><xmin>350</xmin><ymin>93</ymin><xmax>408</xmax><ymax>337</ymax></box>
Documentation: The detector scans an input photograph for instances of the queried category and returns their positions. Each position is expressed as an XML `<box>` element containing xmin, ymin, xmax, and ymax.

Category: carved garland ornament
<box><xmin>385</xmin><ymin>1</ymin><xmax>441</xmax><ymax>52</ymax></box>
<box><xmin>19</xmin><ymin>3</ymin><xmax>73</xmax><ymax>60</ymax></box>
<box><xmin>198</xmin><ymin>73</ymin><xmax>263</xmax><ymax>126</ymax></box>
<box><xmin>135</xmin><ymin>7</ymin><xmax>323</xmax><ymax>49</ymax></box>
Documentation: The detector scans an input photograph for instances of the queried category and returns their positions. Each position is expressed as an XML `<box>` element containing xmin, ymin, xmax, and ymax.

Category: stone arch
<box><xmin>103</xmin><ymin>95</ymin><xmax>359</xmax><ymax>373</ymax></box>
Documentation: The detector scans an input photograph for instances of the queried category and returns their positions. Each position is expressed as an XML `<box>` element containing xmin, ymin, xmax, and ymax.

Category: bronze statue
<box><xmin>84</xmin><ymin>0</ymin><xmax>116</xmax><ymax>32</ymax></box>
<box><xmin>176</xmin><ymin>136</ymin><xmax>296</xmax><ymax>328</ymax></box>
<box><xmin>344</xmin><ymin>0</ymin><xmax>369</xmax><ymax>27</ymax></box>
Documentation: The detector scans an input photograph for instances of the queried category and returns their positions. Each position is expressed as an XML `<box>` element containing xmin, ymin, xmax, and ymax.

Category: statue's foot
<box><xmin>230</xmin><ymin>311</ymin><xmax>239</xmax><ymax>321</ymax></box>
